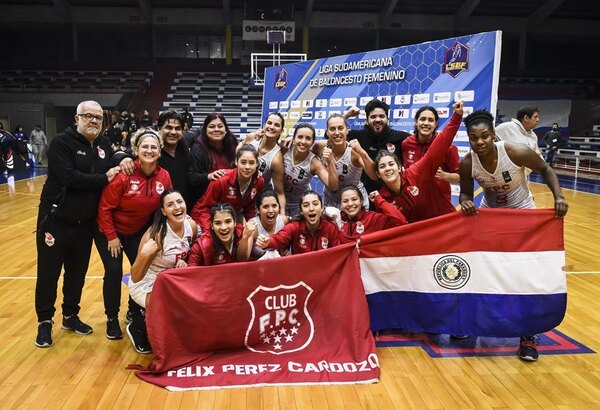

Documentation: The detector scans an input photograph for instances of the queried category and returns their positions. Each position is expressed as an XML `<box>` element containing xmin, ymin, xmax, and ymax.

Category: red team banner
<box><xmin>136</xmin><ymin>243</ymin><xmax>380</xmax><ymax>390</ymax></box>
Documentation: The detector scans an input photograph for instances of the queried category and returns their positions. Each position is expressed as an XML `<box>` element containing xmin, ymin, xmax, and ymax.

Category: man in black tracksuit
<box><xmin>35</xmin><ymin>100</ymin><xmax>133</xmax><ymax>348</ymax></box>
<box><xmin>345</xmin><ymin>99</ymin><xmax>410</xmax><ymax>198</ymax></box>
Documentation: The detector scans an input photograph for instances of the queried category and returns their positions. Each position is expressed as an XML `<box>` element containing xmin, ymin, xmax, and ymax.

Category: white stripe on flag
<box><xmin>360</xmin><ymin>251</ymin><xmax>566</xmax><ymax>295</ymax></box>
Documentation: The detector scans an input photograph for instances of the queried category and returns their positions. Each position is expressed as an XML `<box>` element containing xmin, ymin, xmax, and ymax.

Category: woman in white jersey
<box><xmin>240</xmin><ymin>113</ymin><xmax>287</xmax><ymax>215</ymax></box>
<box><xmin>459</xmin><ymin>109</ymin><xmax>568</xmax><ymax>363</ymax></box>
<box><xmin>459</xmin><ymin>109</ymin><xmax>567</xmax><ymax>217</ymax></box>
<box><xmin>127</xmin><ymin>190</ymin><xmax>198</xmax><ymax>354</ymax></box>
<box><xmin>283</xmin><ymin>123</ymin><xmax>339</xmax><ymax>216</ymax></box>
<box><xmin>315</xmin><ymin>114</ymin><xmax>378</xmax><ymax>209</ymax></box>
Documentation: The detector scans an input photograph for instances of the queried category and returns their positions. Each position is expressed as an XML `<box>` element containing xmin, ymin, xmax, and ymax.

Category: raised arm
<box><xmin>236</xmin><ymin>220</ymin><xmax>258</xmax><ymax>262</ymax></box>
<box><xmin>458</xmin><ymin>153</ymin><xmax>477</xmax><ymax>215</ymax></box>
<box><xmin>270</xmin><ymin>152</ymin><xmax>287</xmax><ymax>216</ymax></box>
<box><xmin>311</xmin><ymin>148</ymin><xmax>339</xmax><ymax>192</ymax></box>
<box><xmin>411</xmin><ymin>101</ymin><xmax>464</xmax><ymax>178</ymax></box>
<box><xmin>349</xmin><ymin>139</ymin><xmax>378</xmax><ymax>180</ymax></box>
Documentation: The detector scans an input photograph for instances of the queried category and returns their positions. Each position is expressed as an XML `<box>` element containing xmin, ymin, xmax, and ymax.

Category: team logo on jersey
<box><xmin>298</xmin><ymin>235</ymin><xmax>306</xmax><ymax>248</ymax></box>
<box><xmin>355</xmin><ymin>221</ymin><xmax>365</xmax><ymax>234</ymax></box>
<box><xmin>218</xmin><ymin>252</ymin><xmax>224</xmax><ymax>261</ymax></box>
<box><xmin>274</xmin><ymin>68</ymin><xmax>288</xmax><ymax>92</ymax></box>
<box><xmin>156</xmin><ymin>181</ymin><xmax>164</xmax><ymax>195</ymax></box>
<box><xmin>44</xmin><ymin>232</ymin><xmax>55</xmax><ymax>247</ymax></box>
<box><xmin>386</xmin><ymin>143</ymin><xmax>396</xmax><ymax>153</ymax></box>
<box><xmin>228</xmin><ymin>187</ymin><xmax>236</xmax><ymax>198</ymax></box>
<box><xmin>259</xmin><ymin>160</ymin><xmax>267</xmax><ymax>173</ymax></box>
<box><xmin>245</xmin><ymin>282</ymin><xmax>314</xmax><ymax>355</ymax></box>
<box><xmin>97</xmin><ymin>146</ymin><xmax>106</xmax><ymax>159</ymax></box>
<box><xmin>407</xmin><ymin>185</ymin><xmax>420</xmax><ymax>197</ymax></box>
<box><xmin>342</xmin><ymin>164</ymin><xmax>348</xmax><ymax>175</ymax></box>
<box><xmin>433</xmin><ymin>255</ymin><xmax>471</xmax><ymax>290</ymax></box>
<box><xmin>408</xmin><ymin>150</ymin><xmax>415</xmax><ymax>161</ymax></box>
<box><xmin>320</xmin><ymin>237</ymin><xmax>329</xmax><ymax>249</ymax></box>
<box><xmin>502</xmin><ymin>170</ymin><xmax>512</xmax><ymax>183</ymax></box>
<box><xmin>442</xmin><ymin>41</ymin><xmax>469</xmax><ymax>78</ymax></box>
<box><xmin>130</xmin><ymin>183</ymin><xmax>139</xmax><ymax>192</ymax></box>
<box><xmin>251</xmin><ymin>188</ymin><xmax>257</xmax><ymax>199</ymax></box>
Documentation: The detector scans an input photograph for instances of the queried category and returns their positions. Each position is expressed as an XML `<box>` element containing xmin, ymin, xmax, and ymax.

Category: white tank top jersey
<box><xmin>250</xmin><ymin>215</ymin><xmax>285</xmax><ymax>258</ymax></box>
<box><xmin>283</xmin><ymin>147</ymin><xmax>315</xmax><ymax>216</ymax></box>
<box><xmin>146</xmin><ymin>218</ymin><xmax>194</xmax><ymax>276</ymax></box>
<box><xmin>323</xmin><ymin>145</ymin><xmax>369</xmax><ymax>209</ymax></box>
<box><xmin>250</xmin><ymin>140</ymin><xmax>281</xmax><ymax>187</ymax></box>
<box><xmin>471</xmin><ymin>141</ymin><xmax>535</xmax><ymax>209</ymax></box>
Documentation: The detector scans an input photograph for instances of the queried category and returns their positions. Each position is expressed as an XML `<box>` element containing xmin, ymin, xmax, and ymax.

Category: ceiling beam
<box><xmin>454</xmin><ymin>0</ymin><xmax>481</xmax><ymax>27</ymax></box>
<box><xmin>529</xmin><ymin>0</ymin><xmax>564</xmax><ymax>27</ymax></box>
<box><xmin>380</xmin><ymin>0</ymin><xmax>399</xmax><ymax>28</ymax></box>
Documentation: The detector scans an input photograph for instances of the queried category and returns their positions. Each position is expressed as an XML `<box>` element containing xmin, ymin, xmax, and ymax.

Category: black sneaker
<box><xmin>126</xmin><ymin>323</ymin><xmax>152</xmax><ymax>354</ymax></box>
<box><xmin>61</xmin><ymin>314</ymin><xmax>93</xmax><ymax>335</ymax></box>
<box><xmin>518</xmin><ymin>335</ymin><xmax>539</xmax><ymax>361</ymax></box>
<box><xmin>106</xmin><ymin>317</ymin><xmax>123</xmax><ymax>340</ymax></box>
<box><xmin>35</xmin><ymin>321</ymin><xmax>53</xmax><ymax>348</ymax></box>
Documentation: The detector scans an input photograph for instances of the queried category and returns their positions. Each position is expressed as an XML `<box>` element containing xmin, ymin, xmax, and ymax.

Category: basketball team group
<box><xmin>34</xmin><ymin>98</ymin><xmax>568</xmax><ymax>363</ymax></box>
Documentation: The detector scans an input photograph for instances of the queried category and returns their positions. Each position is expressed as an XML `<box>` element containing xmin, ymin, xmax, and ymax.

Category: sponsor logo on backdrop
<box><xmin>275</xmin><ymin>69</ymin><xmax>288</xmax><ymax>91</ymax></box>
<box><xmin>443</xmin><ymin>41</ymin><xmax>469</xmax><ymax>78</ymax></box>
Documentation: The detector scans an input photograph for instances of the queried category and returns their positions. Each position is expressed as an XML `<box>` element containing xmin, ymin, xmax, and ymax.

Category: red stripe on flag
<box><xmin>359</xmin><ymin>209</ymin><xmax>563</xmax><ymax>258</ymax></box>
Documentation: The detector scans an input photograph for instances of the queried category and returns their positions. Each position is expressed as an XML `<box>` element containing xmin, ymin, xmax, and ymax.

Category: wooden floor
<box><xmin>0</xmin><ymin>175</ymin><xmax>599</xmax><ymax>409</ymax></box>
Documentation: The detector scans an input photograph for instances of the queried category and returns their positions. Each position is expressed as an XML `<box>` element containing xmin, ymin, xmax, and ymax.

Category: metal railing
<box><xmin>553</xmin><ymin>153</ymin><xmax>600</xmax><ymax>179</ymax></box>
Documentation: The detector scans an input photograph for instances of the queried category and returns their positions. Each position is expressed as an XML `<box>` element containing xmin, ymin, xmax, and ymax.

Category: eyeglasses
<box><xmin>77</xmin><ymin>113</ymin><xmax>103</xmax><ymax>122</ymax></box>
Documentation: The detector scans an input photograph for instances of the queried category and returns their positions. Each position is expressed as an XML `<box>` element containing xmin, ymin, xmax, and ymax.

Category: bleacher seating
<box><xmin>547</xmin><ymin>135</ymin><xmax>600</xmax><ymax>175</ymax></box>
<box><xmin>0</xmin><ymin>70</ymin><xmax>153</xmax><ymax>93</ymax></box>
<box><xmin>161</xmin><ymin>72</ymin><xmax>262</xmax><ymax>137</ymax></box>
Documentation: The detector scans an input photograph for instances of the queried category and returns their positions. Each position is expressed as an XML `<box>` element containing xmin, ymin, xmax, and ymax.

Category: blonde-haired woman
<box><xmin>96</xmin><ymin>128</ymin><xmax>172</xmax><ymax>344</ymax></box>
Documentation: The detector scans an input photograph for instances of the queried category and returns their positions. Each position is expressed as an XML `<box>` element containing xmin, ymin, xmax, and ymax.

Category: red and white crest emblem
<box><xmin>245</xmin><ymin>282</ymin><xmax>314</xmax><ymax>355</ymax></box>
<box><xmin>407</xmin><ymin>185</ymin><xmax>419</xmax><ymax>197</ymax></box>
<box><xmin>156</xmin><ymin>181</ymin><xmax>164</xmax><ymax>194</ymax></box>
<box><xmin>355</xmin><ymin>221</ymin><xmax>364</xmax><ymax>234</ymax></box>
<box><xmin>320</xmin><ymin>237</ymin><xmax>329</xmax><ymax>249</ymax></box>
<box><xmin>44</xmin><ymin>232</ymin><xmax>55</xmax><ymax>247</ymax></box>
<box><xmin>386</xmin><ymin>143</ymin><xmax>395</xmax><ymax>153</ymax></box>
<box><xmin>97</xmin><ymin>146</ymin><xmax>106</xmax><ymax>159</ymax></box>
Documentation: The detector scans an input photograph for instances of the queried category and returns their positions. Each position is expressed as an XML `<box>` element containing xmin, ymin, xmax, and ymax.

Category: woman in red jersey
<box><xmin>376</xmin><ymin>101</ymin><xmax>463</xmax><ymax>222</ymax></box>
<box><xmin>188</xmin><ymin>203</ymin><xmax>248</xmax><ymax>266</ymax></box>
<box><xmin>191</xmin><ymin>144</ymin><xmax>264</xmax><ymax>233</ymax></box>
<box><xmin>338</xmin><ymin>185</ymin><xmax>406</xmax><ymax>244</ymax></box>
<box><xmin>256</xmin><ymin>190</ymin><xmax>340</xmax><ymax>254</ymax></box>
<box><xmin>96</xmin><ymin>128</ymin><xmax>172</xmax><ymax>341</ymax></box>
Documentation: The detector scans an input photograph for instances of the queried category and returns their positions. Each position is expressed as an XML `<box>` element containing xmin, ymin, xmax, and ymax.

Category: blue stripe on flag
<box><xmin>367</xmin><ymin>291</ymin><xmax>567</xmax><ymax>337</ymax></box>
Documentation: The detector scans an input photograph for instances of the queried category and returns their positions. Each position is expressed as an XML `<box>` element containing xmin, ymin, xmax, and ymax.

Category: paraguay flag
<box><xmin>359</xmin><ymin>209</ymin><xmax>566</xmax><ymax>337</ymax></box>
